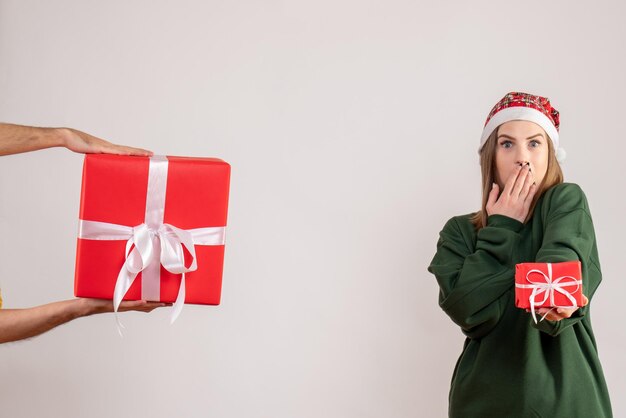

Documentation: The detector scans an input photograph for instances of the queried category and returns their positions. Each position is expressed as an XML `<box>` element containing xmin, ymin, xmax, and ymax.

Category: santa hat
<box><xmin>479</xmin><ymin>92</ymin><xmax>566</xmax><ymax>163</ymax></box>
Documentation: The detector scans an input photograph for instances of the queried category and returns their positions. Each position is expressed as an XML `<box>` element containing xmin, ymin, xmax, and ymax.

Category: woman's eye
<box><xmin>500</xmin><ymin>141</ymin><xmax>512</xmax><ymax>148</ymax></box>
<box><xmin>529</xmin><ymin>140</ymin><xmax>541</xmax><ymax>148</ymax></box>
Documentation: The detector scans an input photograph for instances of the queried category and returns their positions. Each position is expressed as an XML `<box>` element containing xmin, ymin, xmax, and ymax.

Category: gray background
<box><xmin>0</xmin><ymin>1</ymin><xmax>624</xmax><ymax>417</ymax></box>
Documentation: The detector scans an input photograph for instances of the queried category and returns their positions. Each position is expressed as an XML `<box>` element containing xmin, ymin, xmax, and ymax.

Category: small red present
<box><xmin>74</xmin><ymin>154</ymin><xmax>230</xmax><ymax>321</ymax></box>
<box><xmin>515</xmin><ymin>261</ymin><xmax>583</xmax><ymax>319</ymax></box>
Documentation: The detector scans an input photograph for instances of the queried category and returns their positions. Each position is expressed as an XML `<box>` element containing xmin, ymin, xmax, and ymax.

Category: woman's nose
<box><xmin>515</xmin><ymin>149</ymin><xmax>531</xmax><ymax>166</ymax></box>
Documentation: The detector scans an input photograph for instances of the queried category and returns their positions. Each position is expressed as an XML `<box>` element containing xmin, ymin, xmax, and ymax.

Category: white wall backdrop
<box><xmin>0</xmin><ymin>1</ymin><xmax>624</xmax><ymax>417</ymax></box>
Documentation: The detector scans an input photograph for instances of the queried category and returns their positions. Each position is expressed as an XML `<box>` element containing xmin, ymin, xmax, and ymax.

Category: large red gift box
<box><xmin>74</xmin><ymin>154</ymin><xmax>230</xmax><ymax>307</ymax></box>
<box><xmin>515</xmin><ymin>261</ymin><xmax>583</xmax><ymax>310</ymax></box>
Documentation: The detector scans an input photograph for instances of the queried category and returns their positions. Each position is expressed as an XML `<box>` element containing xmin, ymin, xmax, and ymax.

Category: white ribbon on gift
<box><xmin>515</xmin><ymin>263</ymin><xmax>582</xmax><ymax>324</ymax></box>
<box><xmin>77</xmin><ymin>155</ymin><xmax>226</xmax><ymax>327</ymax></box>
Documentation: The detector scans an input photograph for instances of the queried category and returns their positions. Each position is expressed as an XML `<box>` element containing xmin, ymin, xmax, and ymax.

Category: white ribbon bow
<box><xmin>79</xmin><ymin>220</ymin><xmax>225</xmax><ymax>325</ymax></box>
<box><xmin>516</xmin><ymin>263</ymin><xmax>582</xmax><ymax>323</ymax></box>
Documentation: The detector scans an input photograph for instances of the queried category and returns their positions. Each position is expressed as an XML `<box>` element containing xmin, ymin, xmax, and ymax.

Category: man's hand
<box><xmin>60</xmin><ymin>128</ymin><xmax>153</xmax><ymax>156</ymax></box>
<box><xmin>80</xmin><ymin>298</ymin><xmax>171</xmax><ymax>315</ymax></box>
<box><xmin>486</xmin><ymin>163</ymin><xmax>537</xmax><ymax>223</ymax></box>
<box><xmin>0</xmin><ymin>123</ymin><xmax>152</xmax><ymax>156</ymax></box>
<box><xmin>525</xmin><ymin>295</ymin><xmax>589</xmax><ymax>321</ymax></box>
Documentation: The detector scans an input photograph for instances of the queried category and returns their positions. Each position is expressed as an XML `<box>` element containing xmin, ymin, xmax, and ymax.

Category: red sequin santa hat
<box><xmin>479</xmin><ymin>92</ymin><xmax>566</xmax><ymax>162</ymax></box>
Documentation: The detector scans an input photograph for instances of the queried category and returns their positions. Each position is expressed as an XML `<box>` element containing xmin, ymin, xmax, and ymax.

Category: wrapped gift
<box><xmin>74</xmin><ymin>154</ymin><xmax>230</xmax><ymax>321</ymax></box>
<box><xmin>515</xmin><ymin>261</ymin><xmax>583</xmax><ymax>321</ymax></box>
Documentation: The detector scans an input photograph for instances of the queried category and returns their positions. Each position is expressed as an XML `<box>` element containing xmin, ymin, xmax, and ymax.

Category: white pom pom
<box><xmin>556</xmin><ymin>147</ymin><xmax>567</xmax><ymax>163</ymax></box>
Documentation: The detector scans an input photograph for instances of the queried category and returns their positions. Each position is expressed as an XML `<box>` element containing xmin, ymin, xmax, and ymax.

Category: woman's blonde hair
<box><xmin>470</xmin><ymin>126</ymin><xmax>564</xmax><ymax>230</ymax></box>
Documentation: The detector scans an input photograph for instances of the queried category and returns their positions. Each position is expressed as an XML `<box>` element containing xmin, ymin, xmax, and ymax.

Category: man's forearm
<box><xmin>0</xmin><ymin>298</ymin><xmax>168</xmax><ymax>343</ymax></box>
<box><xmin>0</xmin><ymin>299</ymin><xmax>97</xmax><ymax>343</ymax></box>
<box><xmin>0</xmin><ymin>123</ymin><xmax>67</xmax><ymax>156</ymax></box>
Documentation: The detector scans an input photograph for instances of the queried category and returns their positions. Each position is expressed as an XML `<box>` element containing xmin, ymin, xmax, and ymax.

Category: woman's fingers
<box><xmin>522</xmin><ymin>165</ymin><xmax>537</xmax><ymax>208</ymax></box>
<box><xmin>555</xmin><ymin>306</ymin><xmax>577</xmax><ymax>318</ymax></box>
<box><xmin>520</xmin><ymin>165</ymin><xmax>534</xmax><ymax>197</ymax></box>
<box><xmin>533</xmin><ymin>304</ymin><xmax>584</xmax><ymax>321</ymax></box>
<box><xmin>489</xmin><ymin>164</ymin><xmax>541</xmax><ymax>223</ymax></box>
<box><xmin>582</xmin><ymin>295</ymin><xmax>589</xmax><ymax>306</ymax></box>
<box><xmin>486</xmin><ymin>183</ymin><xmax>499</xmax><ymax>214</ymax></box>
<box><xmin>535</xmin><ymin>308</ymin><xmax>566</xmax><ymax>321</ymax></box>
<box><xmin>512</xmin><ymin>163</ymin><xmax>531</xmax><ymax>198</ymax></box>
<box><xmin>530</xmin><ymin>295</ymin><xmax>589</xmax><ymax>321</ymax></box>
<box><xmin>522</xmin><ymin>184</ymin><xmax>537</xmax><ymax>213</ymax></box>
<box><xmin>503</xmin><ymin>164</ymin><xmax>523</xmax><ymax>196</ymax></box>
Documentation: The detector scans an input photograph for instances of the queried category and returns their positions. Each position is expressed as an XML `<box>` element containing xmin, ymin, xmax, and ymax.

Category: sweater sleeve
<box><xmin>427</xmin><ymin>214</ymin><xmax>523</xmax><ymax>339</ymax></box>
<box><xmin>530</xmin><ymin>183</ymin><xmax>601</xmax><ymax>336</ymax></box>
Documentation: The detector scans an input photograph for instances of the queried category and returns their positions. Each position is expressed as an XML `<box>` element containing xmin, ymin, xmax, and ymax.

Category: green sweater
<box><xmin>427</xmin><ymin>183</ymin><xmax>612</xmax><ymax>418</ymax></box>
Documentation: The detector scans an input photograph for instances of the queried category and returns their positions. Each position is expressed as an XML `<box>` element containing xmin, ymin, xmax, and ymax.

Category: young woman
<box><xmin>427</xmin><ymin>92</ymin><xmax>612</xmax><ymax>417</ymax></box>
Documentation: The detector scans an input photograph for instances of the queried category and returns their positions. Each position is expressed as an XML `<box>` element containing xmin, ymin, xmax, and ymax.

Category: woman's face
<box><xmin>494</xmin><ymin>120</ymin><xmax>550</xmax><ymax>189</ymax></box>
